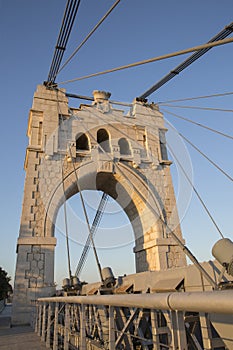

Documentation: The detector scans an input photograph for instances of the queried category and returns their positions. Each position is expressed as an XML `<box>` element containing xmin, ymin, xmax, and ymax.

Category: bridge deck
<box><xmin>0</xmin><ymin>326</ymin><xmax>47</xmax><ymax>350</ymax></box>
<box><xmin>0</xmin><ymin>304</ymin><xmax>46</xmax><ymax>350</ymax></box>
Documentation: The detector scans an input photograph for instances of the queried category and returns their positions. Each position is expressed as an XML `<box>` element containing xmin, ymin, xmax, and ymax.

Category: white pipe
<box><xmin>38</xmin><ymin>290</ymin><xmax>233</xmax><ymax>314</ymax></box>
<box><xmin>168</xmin><ymin>291</ymin><xmax>233</xmax><ymax>314</ymax></box>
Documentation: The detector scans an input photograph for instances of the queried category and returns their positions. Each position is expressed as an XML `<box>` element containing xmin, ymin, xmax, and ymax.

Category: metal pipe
<box><xmin>38</xmin><ymin>290</ymin><xmax>233</xmax><ymax>314</ymax></box>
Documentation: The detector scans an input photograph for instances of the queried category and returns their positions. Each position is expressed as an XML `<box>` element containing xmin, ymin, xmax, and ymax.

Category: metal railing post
<box><xmin>46</xmin><ymin>302</ymin><xmax>52</xmax><ymax>348</ymax></box>
<box><xmin>199</xmin><ymin>312</ymin><xmax>212</xmax><ymax>350</ymax></box>
<box><xmin>37</xmin><ymin>303</ymin><xmax>42</xmax><ymax>337</ymax></box>
<box><xmin>34</xmin><ymin>302</ymin><xmax>39</xmax><ymax>334</ymax></box>
<box><xmin>176</xmin><ymin>311</ymin><xmax>188</xmax><ymax>350</ymax></box>
<box><xmin>53</xmin><ymin>302</ymin><xmax>59</xmax><ymax>350</ymax></box>
<box><xmin>150</xmin><ymin>310</ymin><xmax>160</xmax><ymax>349</ymax></box>
<box><xmin>170</xmin><ymin>310</ymin><xmax>179</xmax><ymax>349</ymax></box>
<box><xmin>64</xmin><ymin>303</ymin><xmax>70</xmax><ymax>350</ymax></box>
<box><xmin>80</xmin><ymin>303</ymin><xmax>86</xmax><ymax>350</ymax></box>
<box><xmin>109</xmin><ymin>306</ymin><xmax>115</xmax><ymax>350</ymax></box>
<box><xmin>41</xmin><ymin>302</ymin><xmax>47</xmax><ymax>342</ymax></box>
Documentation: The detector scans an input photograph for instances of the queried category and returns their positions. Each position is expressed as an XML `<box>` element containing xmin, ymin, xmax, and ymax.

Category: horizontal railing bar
<box><xmin>38</xmin><ymin>290</ymin><xmax>233</xmax><ymax>314</ymax></box>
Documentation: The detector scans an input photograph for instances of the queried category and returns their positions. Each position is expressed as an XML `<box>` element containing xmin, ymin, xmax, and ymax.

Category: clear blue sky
<box><xmin>0</xmin><ymin>0</ymin><xmax>232</xmax><ymax>287</ymax></box>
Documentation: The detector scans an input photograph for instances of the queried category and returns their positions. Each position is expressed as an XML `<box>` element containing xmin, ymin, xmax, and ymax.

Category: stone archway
<box><xmin>12</xmin><ymin>85</ymin><xmax>186</xmax><ymax>325</ymax></box>
<box><xmin>43</xmin><ymin>160</ymin><xmax>166</xmax><ymax>272</ymax></box>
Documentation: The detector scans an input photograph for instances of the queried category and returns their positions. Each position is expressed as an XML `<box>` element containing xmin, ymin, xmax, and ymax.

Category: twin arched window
<box><xmin>76</xmin><ymin>130</ymin><xmax>132</xmax><ymax>156</ymax></box>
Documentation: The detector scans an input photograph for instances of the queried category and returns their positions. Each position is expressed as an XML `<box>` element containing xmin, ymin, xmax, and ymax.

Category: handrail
<box><xmin>38</xmin><ymin>289</ymin><xmax>233</xmax><ymax>314</ymax></box>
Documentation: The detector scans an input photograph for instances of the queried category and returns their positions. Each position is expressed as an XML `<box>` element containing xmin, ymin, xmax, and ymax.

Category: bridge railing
<box><xmin>35</xmin><ymin>290</ymin><xmax>233</xmax><ymax>349</ymax></box>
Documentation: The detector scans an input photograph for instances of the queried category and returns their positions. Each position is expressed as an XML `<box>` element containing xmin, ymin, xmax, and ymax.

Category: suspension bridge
<box><xmin>1</xmin><ymin>1</ymin><xmax>233</xmax><ymax>349</ymax></box>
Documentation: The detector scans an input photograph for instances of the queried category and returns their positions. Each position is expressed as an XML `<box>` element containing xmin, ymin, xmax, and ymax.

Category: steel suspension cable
<box><xmin>57</xmin><ymin>0</ymin><xmax>121</xmax><ymax>76</ymax></box>
<box><xmin>47</xmin><ymin>0</ymin><xmax>82</xmax><ymax>84</ymax></box>
<box><xmin>157</xmin><ymin>91</ymin><xmax>233</xmax><ymax>104</ymax></box>
<box><xmin>175</xmin><ymin>131</ymin><xmax>233</xmax><ymax>182</ymax></box>
<box><xmin>161</xmin><ymin>109</ymin><xmax>233</xmax><ymax>140</ymax></box>
<box><xmin>52</xmin><ymin>0</ymin><xmax>81</xmax><ymax>78</ymax></box>
<box><xmin>49</xmin><ymin>1</ymin><xmax>74</xmax><ymax>80</ymax></box>
<box><xmin>160</xmin><ymin>104</ymin><xmax>233</xmax><ymax>113</ymax></box>
<box><xmin>139</xmin><ymin>21</ymin><xmax>233</xmax><ymax>99</ymax></box>
<box><xmin>57</xmin><ymin>37</ymin><xmax>233</xmax><ymax>85</ymax></box>
<box><xmin>167</xmin><ymin>139</ymin><xmax>224</xmax><ymax>239</ymax></box>
<box><xmin>75</xmin><ymin>192</ymin><xmax>109</xmax><ymax>277</ymax></box>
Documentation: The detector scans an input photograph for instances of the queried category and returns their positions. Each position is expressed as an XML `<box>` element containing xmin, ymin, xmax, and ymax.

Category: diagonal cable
<box><xmin>139</xmin><ymin>21</ymin><xmax>233</xmax><ymax>98</ymax></box>
<box><xmin>157</xmin><ymin>91</ymin><xmax>233</xmax><ymax>104</ymax></box>
<box><xmin>57</xmin><ymin>0</ymin><xmax>121</xmax><ymax>76</ymax></box>
<box><xmin>167</xmin><ymin>140</ymin><xmax>224</xmax><ymax>239</ymax></box>
<box><xmin>75</xmin><ymin>192</ymin><xmax>109</xmax><ymax>277</ymax></box>
<box><xmin>176</xmin><ymin>131</ymin><xmax>233</xmax><ymax>182</ymax></box>
<box><xmin>160</xmin><ymin>103</ymin><xmax>233</xmax><ymax>113</ymax></box>
<box><xmin>162</xmin><ymin>108</ymin><xmax>233</xmax><ymax>140</ymax></box>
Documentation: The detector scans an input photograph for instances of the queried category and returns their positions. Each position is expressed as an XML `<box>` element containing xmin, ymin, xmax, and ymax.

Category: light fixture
<box><xmin>212</xmin><ymin>238</ymin><xmax>233</xmax><ymax>276</ymax></box>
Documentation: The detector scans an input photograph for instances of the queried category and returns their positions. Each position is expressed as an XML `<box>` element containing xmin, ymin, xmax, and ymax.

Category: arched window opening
<box><xmin>159</xmin><ymin>130</ymin><xmax>168</xmax><ymax>161</ymax></box>
<box><xmin>76</xmin><ymin>133</ymin><xmax>89</xmax><ymax>151</ymax></box>
<box><xmin>97</xmin><ymin>128</ymin><xmax>111</xmax><ymax>152</ymax></box>
<box><xmin>118</xmin><ymin>138</ymin><xmax>132</xmax><ymax>156</ymax></box>
<box><xmin>143</xmin><ymin>134</ymin><xmax>147</xmax><ymax>147</ymax></box>
<box><xmin>141</xmin><ymin>134</ymin><xmax>147</xmax><ymax>158</ymax></box>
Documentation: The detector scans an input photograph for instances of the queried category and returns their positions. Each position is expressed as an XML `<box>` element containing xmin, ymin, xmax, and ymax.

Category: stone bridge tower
<box><xmin>12</xmin><ymin>85</ymin><xmax>186</xmax><ymax>324</ymax></box>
